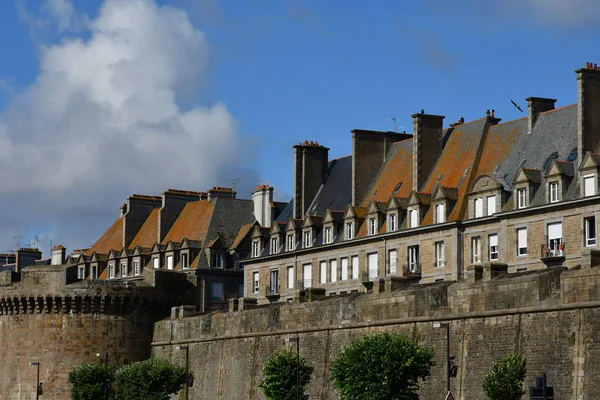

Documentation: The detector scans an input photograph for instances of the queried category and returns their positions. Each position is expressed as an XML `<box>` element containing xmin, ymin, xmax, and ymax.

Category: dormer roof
<box><xmin>546</xmin><ymin>160</ymin><xmax>575</xmax><ymax>177</ymax></box>
<box><xmin>514</xmin><ymin>167</ymin><xmax>542</xmax><ymax>184</ymax></box>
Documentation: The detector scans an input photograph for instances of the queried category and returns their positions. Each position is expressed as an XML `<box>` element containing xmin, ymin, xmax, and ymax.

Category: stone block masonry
<box><xmin>153</xmin><ymin>265</ymin><xmax>600</xmax><ymax>399</ymax></box>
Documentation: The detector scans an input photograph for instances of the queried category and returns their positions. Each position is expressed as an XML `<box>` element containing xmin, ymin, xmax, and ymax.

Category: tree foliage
<box><xmin>68</xmin><ymin>362</ymin><xmax>114</xmax><ymax>400</ymax></box>
<box><xmin>482</xmin><ymin>353</ymin><xmax>527</xmax><ymax>400</ymax></box>
<box><xmin>259</xmin><ymin>349</ymin><xmax>314</xmax><ymax>400</ymax></box>
<box><xmin>113</xmin><ymin>358</ymin><xmax>188</xmax><ymax>400</ymax></box>
<box><xmin>329</xmin><ymin>332</ymin><xmax>434</xmax><ymax>400</ymax></box>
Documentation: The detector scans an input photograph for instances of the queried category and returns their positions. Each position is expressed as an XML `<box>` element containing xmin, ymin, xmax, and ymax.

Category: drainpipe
<box><xmin>383</xmin><ymin>237</ymin><xmax>387</xmax><ymax>278</ymax></box>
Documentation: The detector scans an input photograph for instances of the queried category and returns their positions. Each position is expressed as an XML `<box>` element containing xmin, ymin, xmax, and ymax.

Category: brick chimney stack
<box><xmin>15</xmin><ymin>248</ymin><xmax>42</xmax><ymax>272</ymax></box>
<box><xmin>526</xmin><ymin>97</ymin><xmax>556</xmax><ymax>134</ymax></box>
<box><xmin>293</xmin><ymin>141</ymin><xmax>329</xmax><ymax>219</ymax></box>
<box><xmin>576</xmin><ymin>63</ymin><xmax>600</xmax><ymax>171</ymax></box>
<box><xmin>411</xmin><ymin>111</ymin><xmax>445</xmax><ymax>193</ymax></box>
<box><xmin>123</xmin><ymin>194</ymin><xmax>162</xmax><ymax>248</ymax></box>
<box><xmin>252</xmin><ymin>185</ymin><xmax>275</xmax><ymax>226</ymax></box>
<box><xmin>51</xmin><ymin>245</ymin><xmax>66</xmax><ymax>265</ymax></box>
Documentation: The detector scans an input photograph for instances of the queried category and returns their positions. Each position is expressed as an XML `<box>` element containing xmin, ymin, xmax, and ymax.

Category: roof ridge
<box><xmin>447</xmin><ymin>116</ymin><xmax>487</xmax><ymax>128</ymax></box>
<box><xmin>329</xmin><ymin>155</ymin><xmax>351</xmax><ymax>161</ymax></box>
<box><xmin>540</xmin><ymin>103</ymin><xmax>575</xmax><ymax>114</ymax></box>
<box><xmin>522</xmin><ymin>167</ymin><xmax>541</xmax><ymax>171</ymax></box>
<box><xmin>489</xmin><ymin>115</ymin><xmax>527</xmax><ymax>126</ymax></box>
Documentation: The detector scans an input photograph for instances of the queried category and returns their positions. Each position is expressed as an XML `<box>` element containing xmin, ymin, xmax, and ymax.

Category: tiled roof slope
<box><xmin>229</xmin><ymin>223</ymin><xmax>255</xmax><ymax>251</ymax></box>
<box><xmin>161</xmin><ymin>200</ymin><xmax>214</xmax><ymax>244</ymax></box>
<box><xmin>473</xmin><ymin>117</ymin><xmax>526</xmax><ymax>178</ymax></box>
<box><xmin>360</xmin><ymin>139</ymin><xmax>413</xmax><ymax>205</ymax></box>
<box><xmin>87</xmin><ymin>217</ymin><xmax>123</xmax><ymax>256</ymax></box>
<box><xmin>128</xmin><ymin>208</ymin><xmax>159</xmax><ymax>249</ymax></box>
<box><xmin>204</xmin><ymin>198</ymin><xmax>255</xmax><ymax>249</ymax></box>
<box><xmin>307</xmin><ymin>155</ymin><xmax>352</xmax><ymax>215</ymax></box>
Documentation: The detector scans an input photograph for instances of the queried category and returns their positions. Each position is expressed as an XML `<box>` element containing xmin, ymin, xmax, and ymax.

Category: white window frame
<box><xmin>134</xmin><ymin>260</ymin><xmax>141</xmax><ymax>275</ymax></box>
<box><xmin>388</xmin><ymin>214</ymin><xmax>396</xmax><ymax>232</ymax></box>
<box><xmin>120</xmin><ymin>262</ymin><xmax>127</xmax><ymax>277</ymax></box>
<box><xmin>319</xmin><ymin>261</ymin><xmax>327</xmax><ymax>284</ymax></box>
<box><xmin>435</xmin><ymin>241</ymin><xmax>445</xmax><ymax>268</ymax></box>
<box><xmin>324</xmin><ymin>227</ymin><xmax>333</xmax><ymax>244</ymax></box>
<box><xmin>269</xmin><ymin>270</ymin><xmax>279</xmax><ymax>293</ymax></box>
<box><xmin>585</xmin><ymin>216</ymin><xmax>597</xmax><ymax>247</ymax></box>
<box><xmin>252</xmin><ymin>240</ymin><xmax>260</xmax><ymax>257</ymax></box>
<box><xmin>330</xmin><ymin>259</ymin><xmax>338</xmax><ymax>283</ymax></box>
<box><xmin>547</xmin><ymin>222</ymin><xmax>563</xmax><ymax>256</ymax></box>
<box><xmin>78</xmin><ymin>266</ymin><xmax>85</xmax><ymax>279</ymax></box>
<box><xmin>517</xmin><ymin>228</ymin><xmax>528</xmax><ymax>256</ymax></box>
<box><xmin>486</xmin><ymin>195</ymin><xmax>496</xmax><ymax>216</ymax></box>
<box><xmin>345</xmin><ymin>222</ymin><xmax>354</xmax><ymax>240</ymax></box>
<box><xmin>91</xmin><ymin>265</ymin><xmax>97</xmax><ymax>280</ymax></box>
<box><xmin>517</xmin><ymin>188</ymin><xmax>527</xmax><ymax>209</ymax></box>
<box><xmin>287</xmin><ymin>266</ymin><xmax>295</xmax><ymax>289</ymax></box>
<box><xmin>252</xmin><ymin>271</ymin><xmax>260</xmax><ymax>293</ymax></box>
<box><xmin>549</xmin><ymin>181</ymin><xmax>560</xmax><ymax>203</ymax></box>
<box><xmin>286</xmin><ymin>234</ymin><xmax>295</xmax><ymax>251</ymax></box>
<box><xmin>474</xmin><ymin>198</ymin><xmax>483</xmax><ymax>218</ymax></box>
<box><xmin>471</xmin><ymin>237</ymin><xmax>481</xmax><ymax>264</ymax></box>
<box><xmin>181</xmin><ymin>253</ymin><xmax>188</xmax><ymax>270</ymax></box>
<box><xmin>302</xmin><ymin>263</ymin><xmax>312</xmax><ymax>289</ymax></box>
<box><xmin>341</xmin><ymin>258</ymin><xmax>349</xmax><ymax>281</ymax></box>
<box><xmin>351</xmin><ymin>256</ymin><xmax>359</xmax><ymax>280</ymax></box>
<box><xmin>435</xmin><ymin>204</ymin><xmax>445</xmax><ymax>224</ymax></box>
<box><xmin>303</xmin><ymin>231</ymin><xmax>312</xmax><ymax>248</ymax></box>
<box><xmin>409</xmin><ymin>208</ymin><xmax>418</xmax><ymax>228</ymax></box>
<box><xmin>367</xmin><ymin>252</ymin><xmax>378</xmax><ymax>279</ymax></box>
<box><xmin>271</xmin><ymin>237</ymin><xmax>279</xmax><ymax>254</ymax></box>
<box><xmin>153</xmin><ymin>257</ymin><xmax>159</xmax><ymax>269</ymax></box>
<box><xmin>489</xmin><ymin>234</ymin><xmax>499</xmax><ymax>261</ymax></box>
<box><xmin>584</xmin><ymin>174</ymin><xmax>596</xmax><ymax>197</ymax></box>
<box><xmin>166</xmin><ymin>255</ymin><xmax>173</xmax><ymax>270</ymax></box>
<box><xmin>388</xmin><ymin>249</ymin><xmax>397</xmax><ymax>275</ymax></box>
<box><xmin>109</xmin><ymin>263</ymin><xmax>115</xmax><ymax>279</ymax></box>
<box><xmin>408</xmin><ymin>245</ymin><xmax>419</xmax><ymax>272</ymax></box>
<box><xmin>368</xmin><ymin>218</ymin><xmax>377</xmax><ymax>236</ymax></box>
<box><xmin>212</xmin><ymin>252</ymin><xmax>223</xmax><ymax>269</ymax></box>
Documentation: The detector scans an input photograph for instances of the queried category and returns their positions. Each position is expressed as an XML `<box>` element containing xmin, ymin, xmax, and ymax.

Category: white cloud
<box><xmin>0</xmin><ymin>0</ymin><xmax>258</xmax><ymax>254</ymax></box>
<box><xmin>44</xmin><ymin>0</ymin><xmax>76</xmax><ymax>31</ymax></box>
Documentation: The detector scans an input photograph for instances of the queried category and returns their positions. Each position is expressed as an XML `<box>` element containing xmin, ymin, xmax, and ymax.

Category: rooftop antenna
<box><xmin>30</xmin><ymin>235</ymin><xmax>40</xmax><ymax>250</ymax></box>
<box><xmin>389</xmin><ymin>117</ymin><xmax>403</xmax><ymax>133</ymax></box>
<box><xmin>13</xmin><ymin>235</ymin><xmax>21</xmax><ymax>252</ymax></box>
<box><xmin>224</xmin><ymin>178</ymin><xmax>239</xmax><ymax>198</ymax></box>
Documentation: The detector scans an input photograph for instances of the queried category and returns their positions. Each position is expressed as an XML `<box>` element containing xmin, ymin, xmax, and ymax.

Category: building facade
<box><xmin>241</xmin><ymin>64</ymin><xmax>600</xmax><ymax>305</ymax></box>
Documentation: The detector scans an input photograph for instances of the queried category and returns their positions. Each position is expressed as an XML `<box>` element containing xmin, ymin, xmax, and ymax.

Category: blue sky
<box><xmin>0</xmin><ymin>0</ymin><xmax>598</xmax><ymax>253</ymax></box>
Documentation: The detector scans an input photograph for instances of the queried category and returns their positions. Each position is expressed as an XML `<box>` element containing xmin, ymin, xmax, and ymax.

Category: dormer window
<box><xmin>271</xmin><ymin>237</ymin><xmax>279</xmax><ymax>254</ymax></box>
<box><xmin>517</xmin><ymin>188</ymin><xmax>527</xmax><ymax>209</ymax></box>
<box><xmin>109</xmin><ymin>263</ymin><xmax>115</xmax><ymax>279</ymax></box>
<box><xmin>408</xmin><ymin>208</ymin><xmax>418</xmax><ymax>228</ymax></box>
<box><xmin>212</xmin><ymin>252</ymin><xmax>223</xmax><ymax>268</ymax></box>
<box><xmin>368</xmin><ymin>218</ymin><xmax>377</xmax><ymax>236</ymax></box>
<box><xmin>286</xmin><ymin>234</ymin><xmax>295</xmax><ymax>251</ymax></box>
<box><xmin>121</xmin><ymin>262</ymin><xmax>127</xmax><ymax>277</ymax></box>
<box><xmin>549</xmin><ymin>181</ymin><xmax>560</xmax><ymax>203</ymax></box>
<box><xmin>474</xmin><ymin>198</ymin><xmax>483</xmax><ymax>218</ymax></box>
<box><xmin>252</xmin><ymin>240</ymin><xmax>261</xmax><ymax>257</ymax></box>
<box><xmin>324</xmin><ymin>227</ymin><xmax>333</xmax><ymax>244</ymax></box>
<box><xmin>181</xmin><ymin>254</ymin><xmax>188</xmax><ymax>270</ymax></box>
<box><xmin>584</xmin><ymin>174</ymin><xmax>596</xmax><ymax>197</ymax></box>
<box><xmin>435</xmin><ymin>204</ymin><xmax>445</xmax><ymax>224</ymax></box>
<box><xmin>134</xmin><ymin>260</ymin><xmax>141</xmax><ymax>275</ymax></box>
<box><xmin>303</xmin><ymin>231</ymin><xmax>312</xmax><ymax>248</ymax></box>
<box><xmin>345</xmin><ymin>222</ymin><xmax>354</xmax><ymax>240</ymax></box>
<box><xmin>78</xmin><ymin>266</ymin><xmax>85</xmax><ymax>279</ymax></box>
<box><xmin>388</xmin><ymin>214</ymin><xmax>397</xmax><ymax>232</ymax></box>
<box><xmin>486</xmin><ymin>196</ymin><xmax>496</xmax><ymax>216</ymax></box>
<box><xmin>153</xmin><ymin>257</ymin><xmax>159</xmax><ymax>268</ymax></box>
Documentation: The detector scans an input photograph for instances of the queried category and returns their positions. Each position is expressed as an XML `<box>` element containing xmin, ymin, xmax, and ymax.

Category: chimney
<box><xmin>293</xmin><ymin>141</ymin><xmax>330</xmax><ymax>218</ymax></box>
<box><xmin>51</xmin><ymin>245</ymin><xmax>66</xmax><ymax>265</ymax></box>
<box><xmin>15</xmin><ymin>248</ymin><xmax>42</xmax><ymax>272</ymax></box>
<box><xmin>351</xmin><ymin>130</ymin><xmax>412</xmax><ymax>205</ymax></box>
<box><xmin>207</xmin><ymin>187</ymin><xmax>236</xmax><ymax>200</ymax></box>
<box><xmin>411</xmin><ymin>112</ymin><xmax>445</xmax><ymax>192</ymax></box>
<box><xmin>159</xmin><ymin>189</ymin><xmax>204</xmax><ymax>242</ymax></box>
<box><xmin>526</xmin><ymin>97</ymin><xmax>556</xmax><ymax>134</ymax></box>
<box><xmin>120</xmin><ymin>203</ymin><xmax>128</xmax><ymax>217</ymax></box>
<box><xmin>576</xmin><ymin>63</ymin><xmax>600</xmax><ymax>170</ymax></box>
<box><xmin>123</xmin><ymin>194</ymin><xmax>162</xmax><ymax>248</ymax></box>
<box><xmin>252</xmin><ymin>185</ymin><xmax>275</xmax><ymax>226</ymax></box>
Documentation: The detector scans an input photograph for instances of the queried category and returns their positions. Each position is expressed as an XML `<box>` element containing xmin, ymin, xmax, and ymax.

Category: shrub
<box><xmin>259</xmin><ymin>349</ymin><xmax>314</xmax><ymax>400</ymax></box>
<box><xmin>68</xmin><ymin>362</ymin><xmax>114</xmax><ymax>400</ymax></box>
<box><xmin>482</xmin><ymin>353</ymin><xmax>527</xmax><ymax>400</ymax></box>
<box><xmin>113</xmin><ymin>357</ymin><xmax>188</xmax><ymax>400</ymax></box>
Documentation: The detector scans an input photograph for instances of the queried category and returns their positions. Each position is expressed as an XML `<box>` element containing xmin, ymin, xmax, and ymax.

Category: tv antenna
<box><xmin>13</xmin><ymin>235</ymin><xmax>21</xmax><ymax>251</ymax></box>
<box><xmin>225</xmin><ymin>178</ymin><xmax>239</xmax><ymax>191</ymax></box>
<box><xmin>390</xmin><ymin>117</ymin><xmax>404</xmax><ymax>133</ymax></box>
<box><xmin>30</xmin><ymin>235</ymin><xmax>40</xmax><ymax>250</ymax></box>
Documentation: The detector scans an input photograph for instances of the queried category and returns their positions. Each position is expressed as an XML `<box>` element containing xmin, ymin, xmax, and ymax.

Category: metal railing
<box><xmin>403</xmin><ymin>263</ymin><xmax>422</xmax><ymax>276</ymax></box>
<box><xmin>265</xmin><ymin>284</ymin><xmax>280</xmax><ymax>296</ymax></box>
<box><xmin>540</xmin><ymin>243</ymin><xmax>566</xmax><ymax>259</ymax></box>
<box><xmin>297</xmin><ymin>279</ymin><xmax>313</xmax><ymax>290</ymax></box>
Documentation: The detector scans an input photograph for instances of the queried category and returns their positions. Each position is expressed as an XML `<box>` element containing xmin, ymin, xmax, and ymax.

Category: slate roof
<box><xmin>128</xmin><ymin>208</ymin><xmax>160</xmax><ymax>249</ymax></box>
<box><xmin>307</xmin><ymin>155</ymin><xmax>353</xmax><ymax>216</ymax></box>
<box><xmin>87</xmin><ymin>217</ymin><xmax>124</xmax><ymax>256</ymax></box>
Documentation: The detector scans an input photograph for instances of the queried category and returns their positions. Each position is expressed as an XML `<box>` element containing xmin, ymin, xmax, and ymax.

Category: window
<box><xmin>121</xmin><ymin>262</ymin><xmax>127</xmax><ymax>277</ymax></box>
<box><xmin>517</xmin><ymin>188</ymin><xmax>527</xmax><ymax>209</ymax></box>
<box><xmin>330</xmin><ymin>259</ymin><xmax>338</xmax><ymax>282</ymax></box>
<box><xmin>345</xmin><ymin>222</ymin><xmax>354</xmax><ymax>240</ymax></box>
<box><xmin>302</xmin><ymin>263</ymin><xmax>312</xmax><ymax>288</ymax></box>
<box><xmin>388</xmin><ymin>214</ymin><xmax>397</xmax><ymax>232</ymax></box>
<box><xmin>271</xmin><ymin>237</ymin><xmax>279</xmax><ymax>254</ymax></box>
<box><xmin>409</xmin><ymin>209</ymin><xmax>418</xmax><ymax>228</ymax></box>
<box><xmin>287</xmin><ymin>266</ymin><xmax>295</xmax><ymax>289</ymax></box>
<box><xmin>211</xmin><ymin>282</ymin><xmax>223</xmax><ymax>301</ymax></box>
<box><xmin>109</xmin><ymin>263</ymin><xmax>115</xmax><ymax>279</ymax></box>
<box><xmin>549</xmin><ymin>182</ymin><xmax>559</xmax><ymax>203</ymax></box>
<box><xmin>252</xmin><ymin>271</ymin><xmax>259</xmax><ymax>293</ymax></box>
<box><xmin>368</xmin><ymin>218</ymin><xmax>377</xmax><ymax>235</ymax></box>
<box><xmin>471</xmin><ymin>237</ymin><xmax>481</xmax><ymax>263</ymax></box>
<box><xmin>286</xmin><ymin>234</ymin><xmax>295</xmax><ymax>251</ymax></box>
<box><xmin>252</xmin><ymin>240</ymin><xmax>260</xmax><ymax>257</ymax></box>
<box><xmin>303</xmin><ymin>231</ymin><xmax>312</xmax><ymax>248</ymax></box>
<box><xmin>435</xmin><ymin>204</ymin><xmax>445</xmax><ymax>223</ymax></box>
<box><xmin>341</xmin><ymin>258</ymin><xmax>349</xmax><ymax>281</ymax></box>
<box><xmin>78</xmin><ymin>266</ymin><xmax>85</xmax><ymax>279</ymax></box>
<box><xmin>212</xmin><ymin>252</ymin><xmax>223</xmax><ymax>269</ymax></box>
<box><xmin>486</xmin><ymin>196</ymin><xmax>496</xmax><ymax>216</ymax></box>
<box><xmin>91</xmin><ymin>265</ymin><xmax>97</xmax><ymax>280</ymax></box>
<box><xmin>153</xmin><ymin>257</ymin><xmax>159</xmax><ymax>268</ymax></box>
<box><xmin>517</xmin><ymin>228</ymin><xmax>528</xmax><ymax>256</ymax></box>
<box><xmin>408</xmin><ymin>245</ymin><xmax>420</xmax><ymax>272</ymax></box>
<box><xmin>351</xmin><ymin>256</ymin><xmax>359</xmax><ymax>279</ymax></box>
<box><xmin>388</xmin><ymin>249</ymin><xmax>397</xmax><ymax>275</ymax></box>
<box><xmin>324</xmin><ymin>227</ymin><xmax>333</xmax><ymax>244</ymax></box>
<box><xmin>435</xmin><ymin>242</ymin><xmax>445</xmax><ymax>268</ymax></box>
<box><xmin>166</xmin><ymin>255</ymin><xmax>173</xmax><ymax>270</ymax></box>
<box><xmin>134</xmin><ymin>260</ymin><xmax>140</xmax><ymax>275</ymax></box>
<box><xmin>489</xmin><ymin>234</ymin><xmax>499</xmax><ymax>261</ymax></box>
<box><xmin>367</xmin><ymin>252</ymin><xmax>378</xmax><ymax>279</ymax></box>
<box><xmin>181</xmin><ymin>253</ymin><xmax>188</xmax><ymax>269</ymax></box>
<box><xmin>238</xmin><ymin>283</ymin><xmax>244</xmax><ymax>298</ymax></box>
<box><xmin>269</xmin><ymin>270</ymin><xmax>279</xmax><ymax>293</ymax></box>
<box><xmin>474</xmin><ymin>198</ymin><xmax>483</xmax><ymax>218</ymax></box>
<box><xmin>319</xmin><ymin>261</ymin><xmax>327</xmax><ymax>284</ymax></box>
<box><xmin>547</xmin><ymin>222</ymin><xmax>563</xmax><ymax>256</ymax></box>
<box><xmin>584</xmin><ymin>175</ymin><xmax>596</xmax><ymax>197</ymax></box>
<box><xmin>585</xmin><ymin>217</ymin><xmax>597</xmax><ymax>247</ymax></box>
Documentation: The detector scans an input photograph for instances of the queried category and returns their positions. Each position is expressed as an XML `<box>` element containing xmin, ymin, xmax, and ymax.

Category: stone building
<box><xmin>241</xmin><ymin>64</ymin><xmax>600</xmax><ymax>305</ymax></box>
<box><xmin>66</xmin><ymin>186</ymin><xmax>286</xmax><ymax>311</ymax></box>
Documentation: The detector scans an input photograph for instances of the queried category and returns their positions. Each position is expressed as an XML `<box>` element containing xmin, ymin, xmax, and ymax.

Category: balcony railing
<box><xmin>265</xmin><ymin>284</ymin><xmax>280</xmax><ymax>297</ymax></box>
<box><xmin>361</xmin><ymin>269</ymin><xmax>380</xmax><ymax>283</ymax></box>
<box><xmin>540</xmin><ymin>243</ymin><xmax>566</xmax><ymax>259</ymax></box>
<box><xmin>297</xmin><ymin>279</ymin><xmax>313</xmax><ymax>290</ymax></box>
<box><xmin>403</xmin><ymin>263</ymin><xmax>422</xmax><ymax>276</ymax></box>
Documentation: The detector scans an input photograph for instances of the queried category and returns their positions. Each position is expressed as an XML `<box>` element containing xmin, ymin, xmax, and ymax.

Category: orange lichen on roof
<box><xmin>128</xmin><ymin>208</ymin><xmax>160</xmax><ymax>249</ymax></box>
<box><xmin>474</xmin><ymin>119</ymin><xmax>525</xmax><ymax>178</ymax></box>
<box><xmin>87</xmin><ymin>217</ymin><xmax>124</xmax><ymax>256</ymax></box>
<box><xmin>162</xmin><ymin>200</ymin><xmax>214</xmax><ymax>244</ymax></box>
<box><xmin>361</xmin><ymin>140</ymin><xmax>413</xmax><ymax>206</ymax></box>
<box><xmin>230</xmin><ymin>223</ymin><xmax>254</xmax><ymax>251</ymax></box>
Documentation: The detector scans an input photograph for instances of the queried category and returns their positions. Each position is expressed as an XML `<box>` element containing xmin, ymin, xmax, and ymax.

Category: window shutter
<box><xmin>517</xmin><ymin>228</ymin><xmax>527</xmax><ymax>248</ymax></box>
<box><xmin>475</xmin><ymin>198</ymin><xmax>483</xmax><ymax>217</ymax></box>
<box><xmin>548</xmin><ymin>222</ymin><xmax>563</xmax><ymax>239</ymax></box>
<box><xmin>486</xmin><ymin>196</ymin><xmax>496</xmax><ymax>216</ymax></box>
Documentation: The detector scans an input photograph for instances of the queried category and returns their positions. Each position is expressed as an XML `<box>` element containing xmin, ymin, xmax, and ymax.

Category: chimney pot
<box><xmin>421</xmin><ymin>109</ymin><xmax>424</xmax><ymax>114</ymax></box>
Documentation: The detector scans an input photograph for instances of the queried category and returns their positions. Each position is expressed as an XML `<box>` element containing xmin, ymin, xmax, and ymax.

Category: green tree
<box><xmin>329</xmin><ymin>332</ymin><xmax>434</xmax><ymax>400</ymax></box>
<box><xmin>68</xmin><ymin>362</ymin><xmax>114</xmax><ymax>400</ymax></box>
<box><xmin>482</xmin><ymin>353</ymin><xmax>527</xmax><ymax>400</ymax></box>
<box><xmin>259</xmin><ymin>350</ymin><xmax>314</xmax><ymax>400</ymax></box>
<box><xmin>113</xmin><ymin>358</ymin><xmax>189</xmax><ymax>400</ymax></box>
